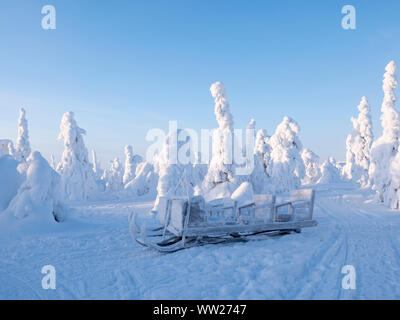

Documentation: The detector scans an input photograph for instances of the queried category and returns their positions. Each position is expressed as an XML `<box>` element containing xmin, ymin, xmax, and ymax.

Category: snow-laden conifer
<box><xmin>15</xmin><ymin>108</ymin><xmax>31</xmax><ymax>162</ymax></box>
<box><xmin>203</xmin><ymin>82</ymin><xmax>236</xmax><ymax>192</ymax></box>
<box><xmin>268</xmin><ymin>116</ymin><xmax>305</xmax><ymax>192</ymax></box>
<box><xmin>369</xmin><ymin>61</ymin><xmax>400</xmax><ymax>205</ymax></box>
<box><xmin>57</xmin><ymin>112</ymin><xmax>97</xmax><ymax>200</ymax></box>
<box><xmin>343</xmin><ymin>96</ymin><xmax>373</xmax><ymax>186</ymax></box>
<box><xmin>302</xmin><ymin>148</ymin><xmax>321</xmax><ymax>184</ymax></box>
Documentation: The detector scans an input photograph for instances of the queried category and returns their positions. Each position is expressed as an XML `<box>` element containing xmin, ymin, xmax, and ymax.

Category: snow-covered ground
<box><xmin>1</xmin><ymin>182</ymin><xmax>400</xmax><ymax>300</ymax></box>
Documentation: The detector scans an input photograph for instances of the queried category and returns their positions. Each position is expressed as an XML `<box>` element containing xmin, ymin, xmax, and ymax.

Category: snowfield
<box><xmin>1</xmin><ymin>182</ymin><xmax>400</xmax><ymax>300</ymax></box>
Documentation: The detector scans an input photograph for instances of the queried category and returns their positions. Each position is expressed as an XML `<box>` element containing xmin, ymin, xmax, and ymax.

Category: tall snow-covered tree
<box><xmin>267</xmin><ymin>116</ymin><xmax>305</xmax><ymax>193</ymax></box>
<box><xmin>343</xmin><ymin>96</ymin><xmax>373</xmax><ymax>186</ymax></box>
<box><xmin>15</xmin><ymin>108</ymin><xmax>31</xmax><ymax>162</ymax></box>
<box><xmin>203</xmin><ymin>82</ymin><xmax>236</xmax><ymax>192</ymax></box>
<box><xmin>301</xmin><ymin>148</ymin><xmax>321</xmax><ymax>184</ymax></box>
<box><xmin>123</xmin><ymin>145</ymin><xmax>143</xmax><ymax>185</ymax></box>
<box><xmin>369</xmin><ymin>61</ymin><xmax>400</xmax><ymax>206</ymax></box>
<box><xmin>57</xmin><ymin>112</ymin><xmax>97</xmax><ymax>201</ymax></box>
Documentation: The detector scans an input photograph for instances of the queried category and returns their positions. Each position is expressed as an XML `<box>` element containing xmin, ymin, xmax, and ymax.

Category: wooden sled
<box><xmin>130</xmin><ymin>189</ymin><xmax>317</xmax><ymax>253</ymax></box>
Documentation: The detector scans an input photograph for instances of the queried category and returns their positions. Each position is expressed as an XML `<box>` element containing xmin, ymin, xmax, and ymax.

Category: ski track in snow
<box><xmin>1</xmin><ymin>185</ymin><xmax>400</xmax><ymax>299</ymax></box>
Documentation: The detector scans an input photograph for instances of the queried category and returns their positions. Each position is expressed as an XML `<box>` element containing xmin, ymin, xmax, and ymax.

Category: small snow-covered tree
<box><xmin>369</xmin><ymin>61</ymin><xmax>400</xmax><ymax>205</ymax></box>
<box><xmin>0</xmin><ymin>139</ymin><xmax>13</xmax><ymax>157</ymax></box>
<box><xmin>343</xmin><ymin>96</ymin><xmax>373</xmax><ymax>186</ymax></box>
<box><xmin>317</xmin><ymin>157</ymin><xmax>342</xmax><ymax>184</ymax></box>
<box><xmin>125</xmin><ymin>161</ymin><xmax>158</xmax><ymax>197</ymax></box>
<box><xmin>250</xmin><ymin>129</ymin><xmax>272</xmax><ymax>193</ymax></box>
<box><xmin>103</xmin><ymin>158</ymin><xmax>123</xmax><ymax>192</ymax></box>
<box><xmin>156</xmin><ymin>129</ymin><xmax>201</xmax><ymax>198</ymax></box>
<box><xmin>388</xmin><ymin>151</ymin><xmax>400</xmax><ymax>208</ymax></box>
<box><xmin>15</xmin><ymin>108</ymin><xmax>31</xmax><ymax>162</ymax></box>
<box><xmin>203</xmin><ymin>82</ymin><xmax>236</xmax><ymax>192</ymax></box>
<box><xmin>6</xmin><ymin>151</ymin><xmax>67</xmax><ymax>222</ymax></box>
<box><xmin>7</xmin><ymin>141</ymin><xmax>15</xmax><ymax>158</ymax></box>
<box><xmin>57</xmin><ymin>112</ymin><xmax>97</xmax><ymax>201</ymax></box>
<box><xmin>302</xmin><ymin>148</ymin><xmax>321</xmax><ymax>184</ymax></box>
<box><xmin>0</xmin><ymin>155</ymin><xmax>23</xmax><ymax>211</ymax></box>
<box><xmin>123</xmin><ymin>145</ymin><xmax>143</xmax><ymax>185</ymax></box>
<box><xmin>267</xmin><ymin>116</ymin><xmax>305</xmax><ymax>193</ymax></box>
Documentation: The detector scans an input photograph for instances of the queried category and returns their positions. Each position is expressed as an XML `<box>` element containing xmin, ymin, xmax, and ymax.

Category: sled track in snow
<box><xmin>289</xmin><ymin>200</ymin><xmax>349</xmax><ymax>299</ymax></box>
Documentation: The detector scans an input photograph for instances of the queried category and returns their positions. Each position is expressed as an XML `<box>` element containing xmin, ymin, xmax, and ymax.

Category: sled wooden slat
<box><xmin>184</xmin><ymin>219</ymin><xmax>317</xmax><ymax>237</ymax></box>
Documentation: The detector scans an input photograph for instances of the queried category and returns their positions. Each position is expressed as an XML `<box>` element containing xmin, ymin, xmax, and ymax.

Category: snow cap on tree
<box><xmin>247</xmin><ymin>118</ymin><xmax>256</xmax><ymax>130</ymax></box>
<box><xmin>210</xmin><ymin>81</ymin><xmax>233</xmax><ymax>131</ymax></box>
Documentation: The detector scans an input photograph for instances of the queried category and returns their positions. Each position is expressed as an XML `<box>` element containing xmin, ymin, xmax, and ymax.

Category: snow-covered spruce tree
<box><xmin>343</xmin><ymin>96</ymin><xmax>373</xmax><ymax>186</ymax></box>
<box><xmin>317</xmin><ymin>157</ymin><xmax>342</xmax><ymax>184</ymax></box>
<box><xmin>104</xmin><ymin>158</ymin><xmax>124</xmax><ymax>192</ymax></box>
<box><xmin>267</xmin><ymin>116</ymin><xmax>305</xmax><ymax>193</ymax></box>
<box><xmin>7</xmin><ymin>141</ymin><xmax>16</xmax><ymax>158</ymax></box>
<box><xmin>369</xmin><ymin>61</ymin><xmax>400</xmax><ymax>206</ymax></box>
<box><xmin>0</xmin><ymin>140</ymin><xmax>13</xmax><ymax>157</ymax></box>
<box><xmin>301</xmin><ymin>148</ymin><xmax>321</xmax><ymax>184</ymax></box>
<box><xmin>15</xmin><ymin>108</ymin><xmax>31</xmax><ymax>162</ymax></box>
<box><xmin>202</xmin><ymin>82</ymin><xmax>237</xmax><ymax>193</ymax></box>
<box><xmin>57</xmin><ymin>112</ymin><xmax>97</xmax><ymax>201</ymax></box>
<box><xmin>123</xmin><ymin>145</ymin><xmax>143</xmax><ymax>185</ymax></box>
<box><xmin>250</xmin><ymin>129</ymin><xmax>272</xmax><ymax>193</ymax></box>
<box><xmin>6</xmin><ymin>151</ymin><xmax>67</xmax><ymax>222</ymax></box>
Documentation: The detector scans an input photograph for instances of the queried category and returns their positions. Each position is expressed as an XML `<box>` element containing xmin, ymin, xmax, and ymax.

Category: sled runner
<box><xmin>129</xmin><ymin>188</ymin><xmax>317</xmax><ymax>253</ymax></box>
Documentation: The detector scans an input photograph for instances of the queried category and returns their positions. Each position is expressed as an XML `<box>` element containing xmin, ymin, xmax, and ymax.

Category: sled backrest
<box><xmin>204</xmin><ymin>197</ymin><xmax>237</xmax><ymax>224</ymax></box>
<box><xmin>155</xmin><ymin>196</ymin><xmax>169</xmax><ymax>224</ymax></box>
<box><xmin>238</xmin><ymin>194</ymin><xmax>276</xmax><ymax>223</ymax></box>
<box><xmin>289</xmin><ymin>189</ymin><xmax>314</xmax><ymax>202</ymax></box>
<box><xmin>166</xmin><ymin>197</ymin><xmax>188</xmax><ymax>237</ymax></box>
<box><xmin>254</xmin><ymin>194</ymin><xmax>275</xmax><ymax>206</ymax></box>
<box><xmin>289</xmin><ymin>189</ymin><xmax>315</xmax><ymax>220</ymax></box>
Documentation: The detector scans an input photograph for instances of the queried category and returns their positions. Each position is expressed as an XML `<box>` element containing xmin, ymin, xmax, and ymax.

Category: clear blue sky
<box><xmin>1</xmin><ymin>0</ymin><xmax>400</xmax><ymax>167</ymax></box>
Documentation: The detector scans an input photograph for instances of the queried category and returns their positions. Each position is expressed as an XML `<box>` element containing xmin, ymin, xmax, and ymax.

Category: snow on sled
<box><xmin>130</xmin><ymin>189</ymin><xmax>317</xmax><ymax>253</ymax></box>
